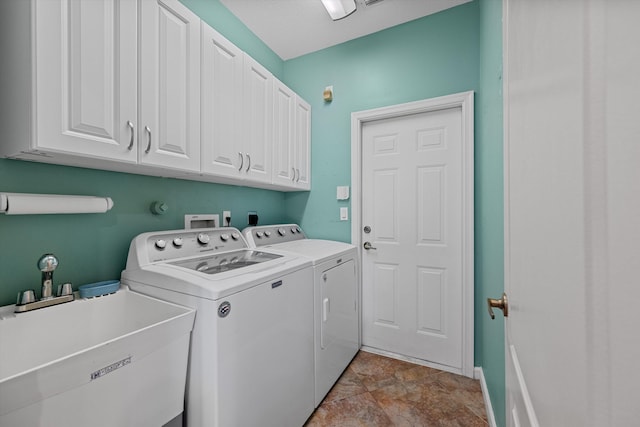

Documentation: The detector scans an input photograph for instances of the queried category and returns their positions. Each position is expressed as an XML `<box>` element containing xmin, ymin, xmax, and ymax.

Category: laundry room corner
<box><xmin>282</xmin><ymin>2</ymin><xmax>480</xmax><ymax>242</ymax></box>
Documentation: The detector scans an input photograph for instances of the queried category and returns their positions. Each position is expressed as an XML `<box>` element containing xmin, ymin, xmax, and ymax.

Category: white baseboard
<box><xmin>475</xmin><ymin>367</ymin><xmax>498</xmax><ymax>427</ymax></box>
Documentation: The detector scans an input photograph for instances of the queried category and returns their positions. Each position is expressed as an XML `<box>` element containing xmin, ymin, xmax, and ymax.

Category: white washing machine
<box><xmin>121</xmin><ymin>227</ymin><xmax>314</xmax><ymax>427</ymax></box>
<box><xmin>243</xmin><ymin>224</ymin><xmax>360</xmax><ymax>407</ymax></box>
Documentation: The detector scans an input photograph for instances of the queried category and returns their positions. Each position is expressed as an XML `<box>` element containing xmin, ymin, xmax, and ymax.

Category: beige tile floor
<box><xmin>305</xmin><ymin>350</ymin><xmax>488</xmax><ymax>427</ymax></box>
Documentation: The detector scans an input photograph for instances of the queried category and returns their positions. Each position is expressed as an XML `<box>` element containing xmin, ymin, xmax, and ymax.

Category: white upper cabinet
<box><xmin>272</xmin><ymin>79</ymin><xmax>311</xmax><ymax>190</ymax></box>
<box><xmin>0</xmin><ymin>0</ymin><xmax>309</xmax><ymax>191</ymax></box>
<box><xmin>272</xmin><ymin>79</ymin><xmax>296</xmax><ymax>187</ymax></box>
<box><xmin>32</xmin><ymin>0</ymin><xmax>139</xmax><ymax>163</ymax></box>
<box><xmin>139</xmin><ymin>0</ymin><xmax>201</xmax><ymax>172</ymax></box>
<box><xmin>293</xmin><ymin>97</ymin><xmax>311</xmax><ymax>190</ymax></box>
<box><xmin>201</xmin><ymin>23</ymin><xmax>243</xmax><ymax>178</ymax></box>
<box><xmin>242</xmin><ymin>54</ymin><xmax>273</xmax><ymax>184</ymax></box>
<box><xmin>0</xmin><ymin>0</ymin><xmax>200</xmax><ymax>173</ymax></box>
<box><xmin>201</xmin><ymin>24</ymin><xmax>273</xmax><ymax>185</ymax></box>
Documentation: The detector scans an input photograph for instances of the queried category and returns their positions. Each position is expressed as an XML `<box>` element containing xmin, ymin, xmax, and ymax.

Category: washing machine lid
<box><xmin>258</xmin><ymin>239</ymin><xmax>356</xmax><ymax>265</ymax></box>
<box><xmin>123</xmin><ymin>252</ymin><xmax>310</xmax><ymax>299</ymax></box>
<box><xmin>169</xmin><ymin>249</ymin><xmax>281</xmax><ymax>275</ymax></box>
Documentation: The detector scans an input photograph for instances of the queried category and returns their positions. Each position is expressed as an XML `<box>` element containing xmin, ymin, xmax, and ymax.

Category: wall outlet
<box><xmin>223</xmin><ymin>210</ymin><xmax>231</xmax><ymax>226</ymax></box>
<box><xmin>248</xmin><ymin>211</ymin><xmax>258</xmax><ymax>226</ymax></box>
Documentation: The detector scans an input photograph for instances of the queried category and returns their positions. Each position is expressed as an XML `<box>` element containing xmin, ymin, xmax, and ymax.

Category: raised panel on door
<box><xmin>34</xmin><ymin>0</ymin><xmax>137</xmax><ymax>162</ymax></box>
<box><xmin>294</xmin><ymin>97</ymin><xmax>311</xmax><ymax>189</ymax></box>
<box><xmin>242</xmin><ymin>54</ymin><xmax>272</xmax><ymax>183</ymax></box>
<box><xmin>139</xmin><ymin>0</ymin><xmax>200</xmax><ymax>172</ymax></box>
<box><xmin>272</xmin><ymin>79</ymin><xmax>295</xmax><ymax>186</ymax></box>
<box><xmin>200</xmin><ymin>24</ymin><xmax>243</xmax><ymax>177</ymax></box>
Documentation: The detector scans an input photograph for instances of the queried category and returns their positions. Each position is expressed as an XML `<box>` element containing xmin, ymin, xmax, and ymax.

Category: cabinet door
<box><xmin>294</xmin><ymin>96</ymin><xmax>311</xmax><ymax>190</ymax></box>
<box><xmin>243</xmin><ymin>54</ymin><xmax>273</xmax><ymax>184</ymax></box>
<box><xmin>200</xmin><ymin>24</ymin><xmax>243</xmax><ymax>178</ymax></box>
<box><xmin>139</xmin><ymin>0</ymin><xmax>200</xmax><ymax>172</ymax></box>
<box><xmin>272</xmin><ymin>79</ymin><xmax>296</xmax><ymax>187</ymax></box>
<box><xmin>34</xmin><ymin>0</ymin><xmax>137</xmax><ymax>163</ymax></box>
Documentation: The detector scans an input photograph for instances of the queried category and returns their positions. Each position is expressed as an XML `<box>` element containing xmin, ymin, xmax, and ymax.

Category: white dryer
<box><xmin>121</xmin><ymin>227</ymin><xmax>314</xmax><ymax>427</ymax></box>
<box><xmin>243</xmin><ymin>224</ymin><xmax>360</xmax><ymax>406</ymax></box>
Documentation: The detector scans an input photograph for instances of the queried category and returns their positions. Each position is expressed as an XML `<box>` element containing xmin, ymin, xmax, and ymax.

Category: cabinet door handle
<box><xmin>291</xmin><ymin>168</ymin><xmax>296</xmax><ymax>181</ymax></box>
<box><xmin>245</xmin><ymin>154</ymin><xmax>251</xmax><ymax>172</ymax></box>
<box><xmin>144</xmin><ymin>126</ymin><xmax>151</xmax><ymax>154</ymax></box>
<box><xmin>126</xmin><ymin>121</ymin><xmax>134</xmax><ymax>150</ymax></box>
<box><xmin>238</xmin><ymin>152</ymin><xmax>244</xmax><ymax>171</ymax></box>
<box><xmin>296</xmin><ymin>168</ymin><xmax>300</xmax><ymax>182</ymax></box>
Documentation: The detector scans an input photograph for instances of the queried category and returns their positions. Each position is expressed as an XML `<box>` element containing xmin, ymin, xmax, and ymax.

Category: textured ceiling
<box><xmin>220</xmin><ymin>0</ymin><xmax>472</xmax><ymax>60</ymax></box>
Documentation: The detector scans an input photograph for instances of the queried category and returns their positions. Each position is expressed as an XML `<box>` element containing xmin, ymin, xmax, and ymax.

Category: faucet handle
<box><xmin>17</xmin><ymin>289</ymin><xmax>36</xmax><ymax>305</ymax></box>
<box><xmin>37</xmin><ymin>254</ymin><xmax>59</xmax><ymax>272</ymax></box>
<box><xmin>56</xmin><ymin>282</ymin><xmax>73</xmax><ymax>297</ymax></box>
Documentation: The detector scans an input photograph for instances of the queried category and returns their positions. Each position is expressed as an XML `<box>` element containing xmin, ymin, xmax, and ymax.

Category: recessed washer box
<box><xmin>184</xmin><ymin>214</ymin><xmax>219</xmax><ymax>229</ymax></box>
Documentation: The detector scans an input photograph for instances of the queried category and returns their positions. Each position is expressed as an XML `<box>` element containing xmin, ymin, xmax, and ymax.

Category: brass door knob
<box><xmin>487</xmin><ymin>292</ymin><xmax>508</xmax><ymax>319</ymax></box>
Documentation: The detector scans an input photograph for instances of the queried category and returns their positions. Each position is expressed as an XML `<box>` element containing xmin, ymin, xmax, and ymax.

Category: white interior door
<box><xmin>504</xmin><ymin>0</ymin><xmax>640</xmax><ymax>425</ymax></box>
<box><xmin>356</xmin><ymin>94</ymin><xmax>474</xmax><ymax>375</ymax></box>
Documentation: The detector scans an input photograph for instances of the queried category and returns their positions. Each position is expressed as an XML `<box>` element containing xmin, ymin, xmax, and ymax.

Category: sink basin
<box><xmin>0</xmin><ymin>286</ymin><xmax>195</xmax><ymax>427</ymax></box>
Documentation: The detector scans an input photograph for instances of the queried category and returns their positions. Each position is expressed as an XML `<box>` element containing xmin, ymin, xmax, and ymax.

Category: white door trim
<box><xmin>351</xmin><ymin>91</ymin><xmax>475</xmax><ymax>377</ymax></box>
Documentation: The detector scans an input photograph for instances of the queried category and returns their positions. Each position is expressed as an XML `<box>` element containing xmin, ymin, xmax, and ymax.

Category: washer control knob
<box><xmin>173</xmin><ymin>237</ymin><xmax>183</xmax><ymax>247</ymax></box>
<box><xmin>231</xmin><ymin>232</ymin><xmax>240</xmax><ymax>240</ymax></box>
<box><xmin>155</xmin><ymin>239</ymin><xmax>167</xmax><ymax>249</ymax></box>
<box><xmin>278</xmin><ymin>228</ymin><xmax>286</xmax><ymax>236</ymax></box>
<box><xmin>291</xmin><ymin>227</ymin><xmax>297</xmax><ymax>233</ymax></box>
<box><xmin>220</xmin><ymin>233</ymin><xmax>230</xmax><ymax>242</ymax></box>
<box><xmin>295</xmin><ymin>226</ymin><xmax>302</xmax><ymax>233</ymax></box>
<box><xmin>265</xmin><ymin>230</ymin><xmax>272</xmax><ymax>237</ymax></box>
<box><xmin>197</xmin><ymin>233</ymin><xmax>210</xmax><ymax>245</ymax></box>
<box><xmin>256</xmin><ymin>231</ymin><xmax>264</xmax><ymax>238</ymax></box>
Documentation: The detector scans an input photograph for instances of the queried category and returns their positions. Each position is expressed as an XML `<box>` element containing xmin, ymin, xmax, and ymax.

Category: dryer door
<box><xmin>316</xmin><ymin>258</ymin><xmax>359</xmax><ymax>405</ymax></box>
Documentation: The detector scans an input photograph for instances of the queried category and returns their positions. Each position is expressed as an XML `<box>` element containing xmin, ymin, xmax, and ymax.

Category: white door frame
<box><xmin>351</xmin><ymin>91</ymin><xmax>475</xmax><ymax>377</ymax></box>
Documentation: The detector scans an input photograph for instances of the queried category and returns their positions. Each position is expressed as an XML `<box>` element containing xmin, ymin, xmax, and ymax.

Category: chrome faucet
<box><xmin>38</xmin><ymin>253</ymin><xmax>58</xmax><ymax>300</ymax></box>
<box><xmin>15</xmin><ymin>254</ymin><xmax>74</xmax><ymax>313</ymax></box>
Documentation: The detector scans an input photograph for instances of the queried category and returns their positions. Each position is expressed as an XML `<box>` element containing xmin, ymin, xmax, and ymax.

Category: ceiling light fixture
<box><xmin>320</xmin><ymin>0</ymin><xmax>357</xmax><ymax>21</ymax></box>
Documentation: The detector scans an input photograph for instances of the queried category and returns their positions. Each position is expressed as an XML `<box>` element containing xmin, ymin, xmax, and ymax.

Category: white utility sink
<box><xmin>0</xmin><ymin>286</ymin><xmax>195</xmax><ymax>427</ymax></box>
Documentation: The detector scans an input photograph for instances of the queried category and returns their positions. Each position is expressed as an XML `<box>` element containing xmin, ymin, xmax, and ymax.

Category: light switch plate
<box><xmin>340</xmin><ymin>207</ymin><xmax>349</xmax><ymax>221</ymax></box>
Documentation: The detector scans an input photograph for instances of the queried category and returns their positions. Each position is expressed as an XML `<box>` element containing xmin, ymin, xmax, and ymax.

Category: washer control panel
<box><xmin>242</xmin><ymin>224</ymin><xmax>306</xmax><ymax>248</ymax></box>
<box><xmin>145</xmin><ymin>227</ymin><xmax>245</xmax><ymax>262</ymax></box>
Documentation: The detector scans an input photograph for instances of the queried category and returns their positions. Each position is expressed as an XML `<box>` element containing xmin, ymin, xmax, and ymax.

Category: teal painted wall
<box><xmin>283</xmin><ymin>2</ymin><xmax>480</xmax><ymax>242</ymax></box>
<box><xmin>477</xmin><ymin>0</ymin><xmax>505</xmax><ymax>425</ymax></box>
<box><xmin>180</xmin><ymin>0</ymin><xmax>284</xmax><ymax>79</ymax></box>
